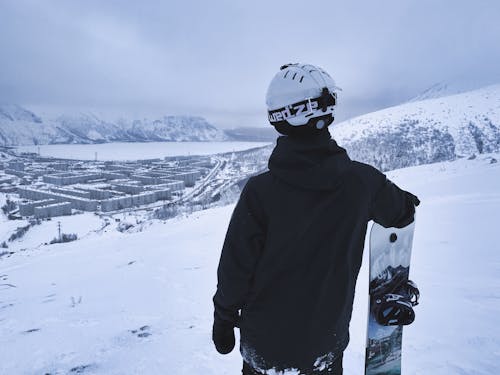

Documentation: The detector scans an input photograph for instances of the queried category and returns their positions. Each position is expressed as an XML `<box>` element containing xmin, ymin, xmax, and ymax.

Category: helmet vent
<box><xmin>283</xmin><ymin>71</ymin><xmax>289</xmax><ymax>78</ymax></box>
<box><xmin>292</xmin><ymin>72</ymin><xmax>297</xmax><ymax>80</ymax></box>
<box><xmin>299</xmin><ymin>76</ymin><xmax>304</xmax><ymax>83</ymax></box>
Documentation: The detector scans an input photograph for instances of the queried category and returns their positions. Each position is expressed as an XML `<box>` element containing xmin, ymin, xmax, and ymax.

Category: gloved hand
<box><xmin>212</xmin><ymin>319</ymin><xmax>235</xmax><ymax>354</ymax></box>
<box><xmin>408</xmin><ymin>192</ymin><xmax>420</xmax><ymax>207</ymax></box>
<box><xmin>394</xmin><ymin>192</ymin><xmax>420</xmax><ymax>228</ymax></box>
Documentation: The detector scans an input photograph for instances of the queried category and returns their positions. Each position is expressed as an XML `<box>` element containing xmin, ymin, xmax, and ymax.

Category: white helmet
<box><xmin>266</xmin><ymin>63</ymin><xmax>340</xmax><ymax>134</ymax></box>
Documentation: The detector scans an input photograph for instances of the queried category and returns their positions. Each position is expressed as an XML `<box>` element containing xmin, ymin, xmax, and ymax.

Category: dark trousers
<box><xmin>242</xmin><ymin>354</ymin><xmax>343</xmax><ymax>375</ymax></box>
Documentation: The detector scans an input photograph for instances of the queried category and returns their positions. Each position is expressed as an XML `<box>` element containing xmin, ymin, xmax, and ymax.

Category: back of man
<box><xmin>212</xmin><ymin>64</ymin><xmax>419</xmax><ymax>375</ymax></box>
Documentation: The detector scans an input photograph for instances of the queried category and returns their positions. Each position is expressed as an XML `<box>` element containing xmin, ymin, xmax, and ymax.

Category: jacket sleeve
<box><xmin>213</xmin><ymin>180</ymin><xmax>266</xmax><ymax>326</ymax></box>
<box><xmin>370</xmin><ymin>172</ymin><xmax>420</xmax><ymax>228</ymax></box>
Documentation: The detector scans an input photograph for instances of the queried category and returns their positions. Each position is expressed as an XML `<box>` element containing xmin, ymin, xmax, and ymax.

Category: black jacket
<box><xmin>213</xmin><ymin>131</ymin><xmax>418</xmax><ymax>373</ymax></box>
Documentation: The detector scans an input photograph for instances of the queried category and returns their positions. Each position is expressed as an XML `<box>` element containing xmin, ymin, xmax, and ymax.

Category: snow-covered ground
<box><xmin>15</xmin><ymin>141</ymin><xmax>272</xmax><ymax>161</ymax></box>
<box><xmin>0</xmin><ymin>154</ymin><xmax>499</xmax><ymax>374</ymax></box>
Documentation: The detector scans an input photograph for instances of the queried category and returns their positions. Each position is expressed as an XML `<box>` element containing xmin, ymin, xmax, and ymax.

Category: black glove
<box><xmin>212</xmin><ymin>319</ymin><xmax>235</xmax><ymax>354</ymax></box>
<box><xmin>394</xmin><ymin>192</ymin><xmax>420</xmax><ymax>228</ymax></box>
<box><xmin>409</xmin><ymin>192</ymin><xmax>420</xmax><ymax>207</ymax></box>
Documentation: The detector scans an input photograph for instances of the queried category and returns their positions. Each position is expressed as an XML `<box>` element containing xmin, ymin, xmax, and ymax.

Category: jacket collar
<box><xmin>268</xmin><ymin>131</ymin><xmax>351</xmax><ymax>191</ymax></box>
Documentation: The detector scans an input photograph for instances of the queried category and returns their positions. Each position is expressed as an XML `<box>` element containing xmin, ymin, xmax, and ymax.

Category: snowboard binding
<box><xmin>371</xmin><ymin>279</ymin><xmax>420</xmax><ymax>326</ymax></box>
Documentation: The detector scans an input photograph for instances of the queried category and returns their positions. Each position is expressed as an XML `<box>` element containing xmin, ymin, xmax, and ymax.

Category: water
<box><xmin>15</xmin><ymin>141</ymin><xmax>272</xmax><ymax>161</ymax></box>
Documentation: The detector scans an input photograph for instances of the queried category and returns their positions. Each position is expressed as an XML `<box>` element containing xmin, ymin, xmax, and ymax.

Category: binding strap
<box><xmin>372</xmin><ymin>279</ymin><xmax>420</xmax><ymax>326</ymax></box>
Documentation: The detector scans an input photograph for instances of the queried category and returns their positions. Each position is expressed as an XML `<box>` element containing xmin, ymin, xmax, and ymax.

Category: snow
<box><xmin>5</xmin><ymin>213</ymin><xmax>105</xmax><ymax>252</ymax></box>
<box><xmin>331</xmin><ymin>84</ymin><xmax>500</xmax><ymax>163</ymax></box>
<box><xmin>1</xmin><ymin>154</ymin><xmax>499</xmax><ymax>374</ymax></box>
<box><xmin>15</xmin><ymin>141</ymin><xmax>271</xmax><ymax>161</ymax></box>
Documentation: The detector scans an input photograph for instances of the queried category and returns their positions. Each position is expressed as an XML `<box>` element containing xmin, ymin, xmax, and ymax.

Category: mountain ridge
<box><xmin>0</xmin><ymin>106</ymin><xmax>228</xmax><ymax>145</ymax></box>
<box><xmin>331</xmin><ymin>84</ymin><xmax>500</xmax><ymax>171</ymax></box>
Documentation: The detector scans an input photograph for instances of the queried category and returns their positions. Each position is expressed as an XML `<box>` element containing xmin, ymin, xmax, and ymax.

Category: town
<box><xmin>0</xmin><ymin>145</ymin><xmax>272</xmax><ymax>220</ymax></box>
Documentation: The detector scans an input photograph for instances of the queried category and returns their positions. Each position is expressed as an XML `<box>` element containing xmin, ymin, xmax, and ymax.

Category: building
<box><xmin>19</xmin><ymin>188</ymin><xmax>98</xmax><ymax>211</ymax></box>
<box><xmin>43</xmin><ymin>173</ymin><xmax>102</xmax><ymax>186</ymax></box>
<box><xmin>100</xmin><ymin>196</ymin><xmax>134</xmax><ymax>212</ymax></box>
<box><xmin>19</xmin><ymin>199</ymin><xmax>58</xmax><ymax>216</ymax></box>
<box><xmin>50</xmin><ymin>187</ymin><xmax>92</xmax><ymax>199</ymax></box>
<box><xmin>78</xmin><ymin>187</ymin><xmax>115</xmax><ymax>200</ymax></box>
<box><xmin>34</xmin><ymin>202</ymin><xmax>72</xmax><ymax>219</ymax></box>
<box><xmin>5</xmin><ymin>169</ymin><xmax>28</xmax><ymax>178</ymax></box>
<box><xmin>167</xmin><ymin>170</ymin><xmax>201</xmax><ymax>187</ymax></box>
<box><xmin>7</xmin><ymin>161</ymin><xmax>25</xmax><ymax>171</ymax></box>
<box><xmin>112</xmin><ymin>184</ymin><xmax>144</xmax><ymax>194</ymax></box>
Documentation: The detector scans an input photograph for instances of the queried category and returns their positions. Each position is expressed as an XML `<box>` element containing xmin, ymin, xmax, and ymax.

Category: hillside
<box><xmin>331</xmin><ymin>84</ymin><xmax>500</xmax><ymax>171</ymax></box>
<box><xmin>0</xmin><ymin>153</ymin><xmax>499</xmax><ymax>374</ymax></box>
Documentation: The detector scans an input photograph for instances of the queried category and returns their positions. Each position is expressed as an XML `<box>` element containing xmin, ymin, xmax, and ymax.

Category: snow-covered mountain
<box><xmin>331</xmin><ymin>84</ymin><xmax>500</xmax><ymax>171</ymax></box>
<box><xmin>0</xmin><ymin>105</ymin><xmax>66</xmax><ymax>146</ymax></box>
<box><xmin>53</xmin><ymin>113</ymin><xmax>128</xmax><ymax>143</ymax></box>
<box><xmin>116</xmin><ymin>116</ymin><xmax>227</xmax><ymax>142</ymax></box>
<box><xmin>0</xmin><ymin>105</ymin><xmax>227</xmax><ymax>145</ymax></box>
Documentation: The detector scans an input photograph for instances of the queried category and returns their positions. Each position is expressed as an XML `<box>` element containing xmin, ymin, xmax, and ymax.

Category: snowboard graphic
<box><xmin>365</xmin><ymin>221</ymin><xmax>416</xmax><ymax>375</ymax></box>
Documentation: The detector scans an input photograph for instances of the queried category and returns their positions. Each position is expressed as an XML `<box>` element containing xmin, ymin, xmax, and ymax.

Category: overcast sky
<box><xmin>1</xmin><ymin>0</ymin><xmax>500</xmax><ymax>128</ymax></box>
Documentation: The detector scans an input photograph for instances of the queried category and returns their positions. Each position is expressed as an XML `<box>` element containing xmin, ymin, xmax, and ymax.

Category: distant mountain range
<box><xmin>331</xmin><ymin>84</ymin><xmax>500</xmax><ymax>171</ymax></box>
<box><xmin>0</xmin><ymin>105</ymin><xmax>228</xmax><ymax>145</ymax></box>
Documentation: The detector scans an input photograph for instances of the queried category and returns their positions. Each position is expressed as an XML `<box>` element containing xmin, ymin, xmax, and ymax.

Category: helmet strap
<box><xmin>267</xmin><ymin>88</ymin><xmax>336</xmax><ymax>126</ymax></box>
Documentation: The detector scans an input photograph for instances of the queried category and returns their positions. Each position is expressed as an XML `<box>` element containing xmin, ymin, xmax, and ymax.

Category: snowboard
<box><xmin>365</xmin><ymin>221</ymin><xmax>416</xmax><ymax>375</ymax></box>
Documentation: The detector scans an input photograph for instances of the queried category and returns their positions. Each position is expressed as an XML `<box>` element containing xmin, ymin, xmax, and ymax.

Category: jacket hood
<box><xmin>268</xmin><ymin>131</ymin><xmax>350</xmax><ymax>191</ymax></box>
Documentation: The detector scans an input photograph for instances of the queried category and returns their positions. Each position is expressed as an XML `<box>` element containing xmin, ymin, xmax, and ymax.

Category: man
<box><xmin>212</xmin><ymin>63</ymin><xmax>419</xmax><ymax>374</ymax></box>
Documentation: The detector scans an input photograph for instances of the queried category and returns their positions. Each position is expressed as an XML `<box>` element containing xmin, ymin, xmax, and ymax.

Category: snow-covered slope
<box><xmin>332</xmin><ymin>84</ymin><xmax>500</xmax><ymax>171</ymax></box>
<box><xmin>53</xmin><ymin>113</ymin><xmax>128</xmax><ymax>143</ymax></box>
<box><xmin>117</xmin><ymin>116</ymin><xmax>227</xmax><ymax>142</ymax></box>
<box><xmin>0</xmin><ymin>153</ymin><xmax>499</xmax><ymax>374</ymax></box>
<box><xmin>0</xmin><ymin>105</ymin><xmax>227</xmax><ymax>145</ymax></box>
<box><xmin>0</xmin><ymin>105</ymin><xmax>66</xmax><ymax>145</ymax></box>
